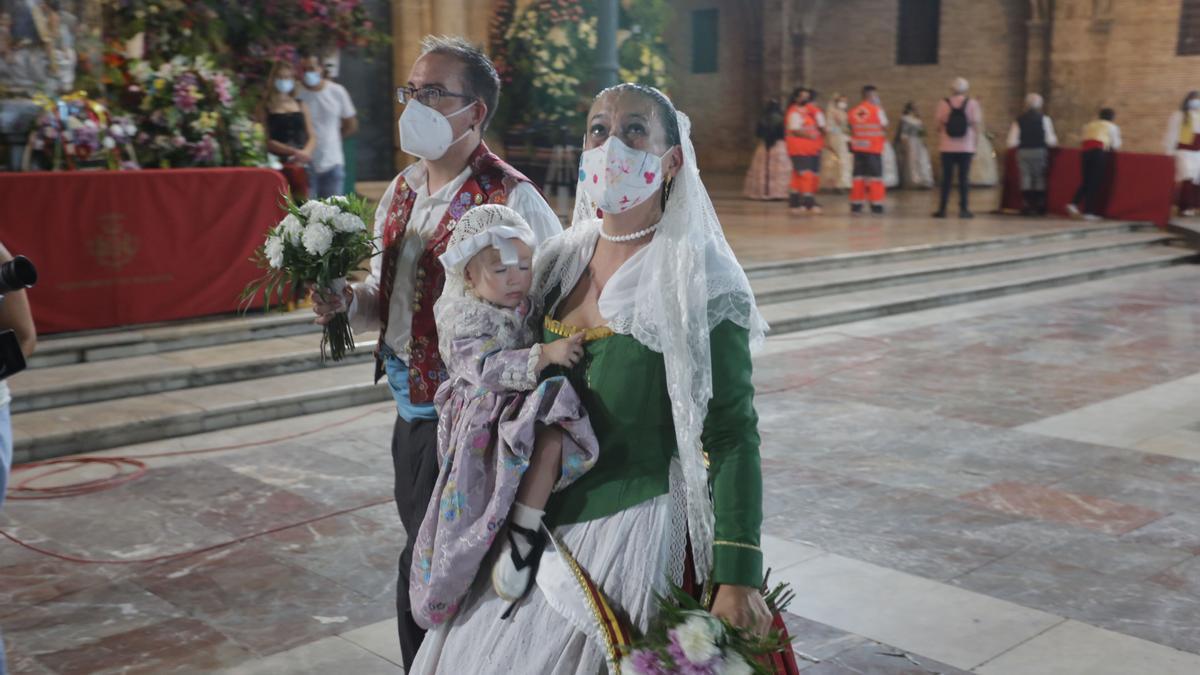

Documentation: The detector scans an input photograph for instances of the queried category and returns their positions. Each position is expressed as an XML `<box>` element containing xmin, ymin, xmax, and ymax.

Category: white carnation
<box><xmin>279</xmin><ymin>214</ymin><xmax>304</xmax><ymax>244</ymax></box>
<box><xmin>332</xmin><ymin>211</ymin><xmax>366</xmax><ymax>233</ymax></box>
<box><xmin>264</xmin><ymin>234</ymin><xmax>285</xmax><ymax>269</ymax></box>
<box><xmin>329</xmin><ymin>195</ymin><xmax>349</xmax><ymax>205</ymax></box>
<box><xmin>718</xmin><ymin>652</ymin><xmax>753</xmax><ymax>675</ymax></box>
<box><xmin>300</xmin><ymin>203</ymin><xmax>339</xmax><ymax>226</ymax></box>
<box><xmin>301</xmin><ymin>221</ymin><xmax>334</xmax><ymax>256</ymax></box>
<box><xmin>677</xmin><ymin>612</ymin><xmax>723</xmax><ymax>665</ymax></box>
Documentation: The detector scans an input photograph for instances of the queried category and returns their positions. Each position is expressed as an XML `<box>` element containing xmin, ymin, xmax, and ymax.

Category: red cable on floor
<box><xmin>0</xmin><ymin>331</ymin><xmax>891</xmax><ymax>565</ymax></box>
<box><xmin>6</xmin><ymin>405</ymin><xmax>391</xmax><ymax>500</ymax></box>
<box><xmin>0</xmin><ymin>405</ymin><xmax>394</xmax><ymax>564</ymax></box>
<box><xmin>0</xmin><ymin>496</ymin><xmax>393</xmax><ymax>565</ymax></box>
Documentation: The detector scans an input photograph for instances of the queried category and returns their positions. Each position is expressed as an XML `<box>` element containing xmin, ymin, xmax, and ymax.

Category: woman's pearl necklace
<box><xmin>598</xmin><ymin>223</ymin><xmax>658</xmax><ymax>243</ymax></box>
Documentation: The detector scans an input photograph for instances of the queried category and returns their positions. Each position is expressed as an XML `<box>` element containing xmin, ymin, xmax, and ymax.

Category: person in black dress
<box><xmin>259</xmin><ymin>60</ymin><xmax>316</xmax><ymax>202</ymax></box>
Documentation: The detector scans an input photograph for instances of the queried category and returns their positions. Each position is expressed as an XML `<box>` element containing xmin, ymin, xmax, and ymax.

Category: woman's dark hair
<box><xmin>420</xmin><ymin>35</ymin><xmax>502</xmax><ymax>130</ymax></box>
<box><xmin>903</xmin><ymin>101</ymin><xmax>916</xmax><ymax>115</ymax></box>
<box><xmin>594</xmin><ymin>83</ymin><xmax>681</xmax><ymax>210</ymax></box>
<box><xmin>789</xmin><ymin>87</ymin><xmax>816</xmax><ymax>106</ymax></box>
<box><xmin>595</xmin><ymin>82</ymin><xmax>681</xmax><ymax>147</ymax></box>
<box><xmin>1099</xmin><ymin>107</ymin><xmax>1116</xmax><ymax>121</ymax></box>
<box><xmin>1182</xmin><ymin>91</ymin><xmax>1200</xmax><ymax>112</ymax></box>
<box><xmin>862</xmin><ymin>85</ymin><xmax>877</xmax><ymax>99</ymax></box>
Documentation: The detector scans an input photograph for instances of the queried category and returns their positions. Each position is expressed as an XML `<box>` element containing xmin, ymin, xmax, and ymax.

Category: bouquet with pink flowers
<box><xmin>620</xmin><ymin>581</ymin><xmax>795</xmax><ymax>675</ymax></box>
<box><xmin>120</xmin><ymin>55</ymin><xmax>263</xmax><ymax>168</ymax></box>
<box><xmin>26</xmin><ymin>93</ymin><xmax>138</xmax><ymax>171</ymax></box>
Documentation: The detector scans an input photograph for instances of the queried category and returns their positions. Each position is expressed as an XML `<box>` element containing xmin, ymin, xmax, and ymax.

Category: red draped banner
<box><xmin>1000</xmin><ymin>148</ymin><xmax>1175</xmax><ymax>226</ymax></box>
<box><xmin>0</xmin><ymin>168</ymin><xmax>287</xmax><ymax>334</ymax></box>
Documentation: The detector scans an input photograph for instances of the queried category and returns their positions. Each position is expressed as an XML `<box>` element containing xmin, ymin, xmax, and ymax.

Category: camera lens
<box><xmin>0</xmin><ymin>256</ymin><xmax>37</xmax><ymax>294</ymax></box>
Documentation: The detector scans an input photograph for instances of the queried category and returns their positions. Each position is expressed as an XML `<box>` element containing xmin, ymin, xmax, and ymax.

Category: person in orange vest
<box><xmin>848</xmin><ymin>85</ymin><xmax>889</xmax><ymax>214</ymax></box>
<box><xmin>785</xmin><ymin>86</ymin><xmax>826</xmax><ymax>214</ymax></box>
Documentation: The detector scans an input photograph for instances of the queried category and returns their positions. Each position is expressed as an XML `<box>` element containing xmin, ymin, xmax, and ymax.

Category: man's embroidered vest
<box><xmin>374</xmin><ymin>143</ymin><xmax>534</xmax><ymax>403</ymax></box>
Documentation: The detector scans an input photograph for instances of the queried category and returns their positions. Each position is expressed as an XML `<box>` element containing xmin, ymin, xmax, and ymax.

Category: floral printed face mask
<box><xmin>578</xmin><ymin>137</ymin><xmax>669</xmax><ymax>214</ymax></box>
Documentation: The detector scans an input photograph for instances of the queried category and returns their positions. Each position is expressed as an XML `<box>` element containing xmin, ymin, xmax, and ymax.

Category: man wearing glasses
<box><xmin>312</xmin><ymin>35</ymin><xmax>559</xmax><ymax>669</ymax></box>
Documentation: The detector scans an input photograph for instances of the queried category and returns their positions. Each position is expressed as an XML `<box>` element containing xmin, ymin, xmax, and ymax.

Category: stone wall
<box><xmin>1077</xmin><ymin>0</ymin><xmax>1200</xmax><ymax>153</ymax></box>
<box><xmin>663</xmin><ymin>0</ymin><xmax>766</xmax><ymax>173</ymax></box>
<box><xmin>802</xmin><ymin>0</ymin><xmax>1028</xmax><ymax>159</ymax></box>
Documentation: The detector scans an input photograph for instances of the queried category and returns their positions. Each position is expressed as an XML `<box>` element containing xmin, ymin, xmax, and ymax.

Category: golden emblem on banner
<box><xmin>89</xmin><ymin>214</ymin><xmax>139</xmax><ymax>270</ymax></box>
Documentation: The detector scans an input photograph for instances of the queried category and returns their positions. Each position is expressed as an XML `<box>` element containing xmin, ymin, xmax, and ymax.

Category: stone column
<box><xmin>594</xmin><ymin>0</ymin><xmax>619</xmax><ymax>90</ymax></box>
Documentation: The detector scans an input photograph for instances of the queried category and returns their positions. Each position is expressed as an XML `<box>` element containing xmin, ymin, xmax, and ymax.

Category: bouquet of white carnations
<box><xmin>620</xmin><ymin>580</ymin><xmax>794</xmax><ymax>675</ymax></box>
<box><xmin>242</xmin><ymin>195</ymin><xmax>376</xmax><ymax>362</ymax></box>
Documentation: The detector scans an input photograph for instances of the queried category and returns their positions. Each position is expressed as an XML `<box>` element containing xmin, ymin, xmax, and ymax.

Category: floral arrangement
<box><xmin>493</xmin><ymin>0</ymin><xmax>673</xmax><ymax>136</ymax></box>
<box><xmin>620</xmin><ymin>581</ymin><xmax>794</xmax><ymax>675</ymax></box>
<box><xmin>617</xmin><ymin>0</ymin><xmax>671</xmax><ymax>90</ymax></box>
<box><xmin>102</xmin><ymin>0</ymin><xmax>227</xmax><ymax>65</ymax></box>
<box><xmin>99</xmin><ymin>1</ymin><xmax>386</xmax><ymax>95</ymax></box>
<box><xmin>498</xmin><ymin>0</ymin><xmax>596</xmax><ymax>132</ymax></box>
<box><xmin>119</xmin><ymin>55</ymin><xmax>264</xmax><ymax>167</ymax></box>
<box><xmin>27</xmin><ymin>92</ymin><xmax>137</xmax><ymax>170</ymax></box>
<box><xmin>243</xmin><ymin>195</ymin><xmax>376</xmax><ymax>361</ymax></box>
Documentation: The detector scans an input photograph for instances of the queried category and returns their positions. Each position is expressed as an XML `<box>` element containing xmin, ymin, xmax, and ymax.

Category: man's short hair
<box><xmin>420</xmin><ymin>35</ymin><xmax>501</xmax><ymax>131</ymax></box>
<box><xmin>862</xmin><ymin>85</ymin><xmax>877</xmax><ymax>98</ymax></box>
<box><xmin>1099</xmin><ymin>107</ymin><xmax>1116</xmax><ymax>121</ymax></box>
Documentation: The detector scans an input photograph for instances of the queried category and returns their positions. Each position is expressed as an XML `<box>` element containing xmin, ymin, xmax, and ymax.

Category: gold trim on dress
<box><xmin>713</xmin><ymin>540</ymin><xmax>763</xmax><ymax>553</ymax></box>
<box><xmin>543</xmin><ymin>317</ymin><xmax>614</xmax><ymax>342</ymax></box>
<box><xmin>548</xmin><ymin>531</ymin><xmax>627</xmax><ymax>673</ymax></box>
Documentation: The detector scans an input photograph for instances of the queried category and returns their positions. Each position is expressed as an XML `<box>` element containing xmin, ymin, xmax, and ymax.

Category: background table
<box><xmin>0</xmin><ymin>168</ymin><xmax>287</xmax><ymax>334</ymax></box>
<box><xmin>1000</xmin><ymin>148</ymin><xmax>1175</xmax><ymax>226</ymax></box>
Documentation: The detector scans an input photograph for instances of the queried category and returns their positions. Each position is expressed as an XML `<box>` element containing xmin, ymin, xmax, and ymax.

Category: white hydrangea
<box><xmin>264</xmin><ymin>234</ymin><xmax>285</xmax><ymax>269</ymax></box>
<box><xmin>676</xmin><ymin>611</ymin><xmax>723</xmax><ymax>665</ymax></box>
<box><xmin>331</xmin><ymin>211</ymin><xmax>366</xmax><ymax>233</ymax></box>
<box><xmin>278</xmin><ymin>214</ymin><xmax>304</xmax><ymax>244</ymax></box>
<box><xmin>718</xmin><ymin>652</ymin><xmax>753</xmax><ymax>675</ymax></box>
<box><xmin>301</xmin><ymin>221</ymin><xmax>334</xmax><ymax>256</ymax></box>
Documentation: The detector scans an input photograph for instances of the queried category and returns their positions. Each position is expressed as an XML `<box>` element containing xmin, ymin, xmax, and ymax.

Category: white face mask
<box><xmin>1189</xmin><ymin>99</ymin><xmax>1200</xmax><ymax>111</ymax></box>
<box><xmin>303</xmin><ymin>71</ymin><xmax>322</xmax><ymax>88</ymax></box>
<box><xmin>399</xmin><ymin>99</ymin><xmax>476</xmax><ymax>161</ymax></box>
<box><xmin>578</xmin><ymin>137</ymin><xmax>668</xmax><ymax>215</ymax></box>
<box><xmin>274</xmin><ymin>78</ymin><xmax>294</xmax><ymax>94</ymax></box>
<box><xmin>837</xmin><ymin>101</ymin><xmax>848</xmax><ymax>110</ymax></box>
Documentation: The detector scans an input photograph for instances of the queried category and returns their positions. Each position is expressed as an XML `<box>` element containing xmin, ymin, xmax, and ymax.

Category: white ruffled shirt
<box><xmin>350</xmin><ymin>159</ymin><xmax>561</xmax><ymax>354</ymax></box>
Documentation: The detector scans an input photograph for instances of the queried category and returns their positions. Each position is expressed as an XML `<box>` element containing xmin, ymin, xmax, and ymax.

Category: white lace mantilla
<box><xmin>533</xmin><ymin>110</ymin><xmax>768</xmax><ymax>581</ymax></box>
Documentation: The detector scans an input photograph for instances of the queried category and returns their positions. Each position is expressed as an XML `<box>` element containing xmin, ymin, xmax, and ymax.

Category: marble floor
<box><xmin>3</xmin><ymin>195</ymin><xmax>1200</xmax><ymax>673</ymax></box>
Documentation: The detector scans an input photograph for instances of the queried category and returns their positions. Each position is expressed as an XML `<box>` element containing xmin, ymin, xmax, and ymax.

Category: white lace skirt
<box><xmin>411</xmin><ymin>471</ymin><xmax>686</xmax><ymax>675</ymax></box>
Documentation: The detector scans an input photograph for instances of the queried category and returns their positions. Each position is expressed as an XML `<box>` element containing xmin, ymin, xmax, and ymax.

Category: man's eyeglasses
<box><xmin>396</xmin><ymin>85</ymin><xmax>474</xmax><ymax>108</ymax></box>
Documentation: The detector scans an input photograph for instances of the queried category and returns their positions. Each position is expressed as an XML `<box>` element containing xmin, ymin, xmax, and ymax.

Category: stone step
<box><xmin>9</xmin><ymin>333</ymin><xmax>379</xmax><ymax>414</ymax></box>
<box><xmin>11</xmin><ymin>361</ymin><xmax>392</xmax><ymax>464</ymax></box>
<box><xmin>761</xmin><ymin>248</ymin><xmax>1198</xmax><ymax>335</ymax></box>
<box><xmin>743</xmin><ymin>222</ymin><xmax>1149</xmax><ymax>279</ymax></box>
<box><xmin>30</xmin><ymin>310</ymin><xmax>319</xmax><ymax>369</ymax></box>
<box><xmin>750</xmin><ymin>231</ymin><xmax>1180</xmax><ymax>305</ymax></box>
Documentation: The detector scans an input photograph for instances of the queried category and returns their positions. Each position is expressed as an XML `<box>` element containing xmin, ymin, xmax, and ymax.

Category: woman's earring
<box><xmin>660</xmin><ymin>176</ymin><xmax>674</xmax><ymax>211</ymax></box>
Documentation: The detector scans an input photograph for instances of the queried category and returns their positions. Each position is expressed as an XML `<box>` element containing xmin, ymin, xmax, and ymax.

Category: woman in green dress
<box><xmin>411</xmin><ymin>84</ymin><xmax>771</xmax><ymax>674</ymax></box>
